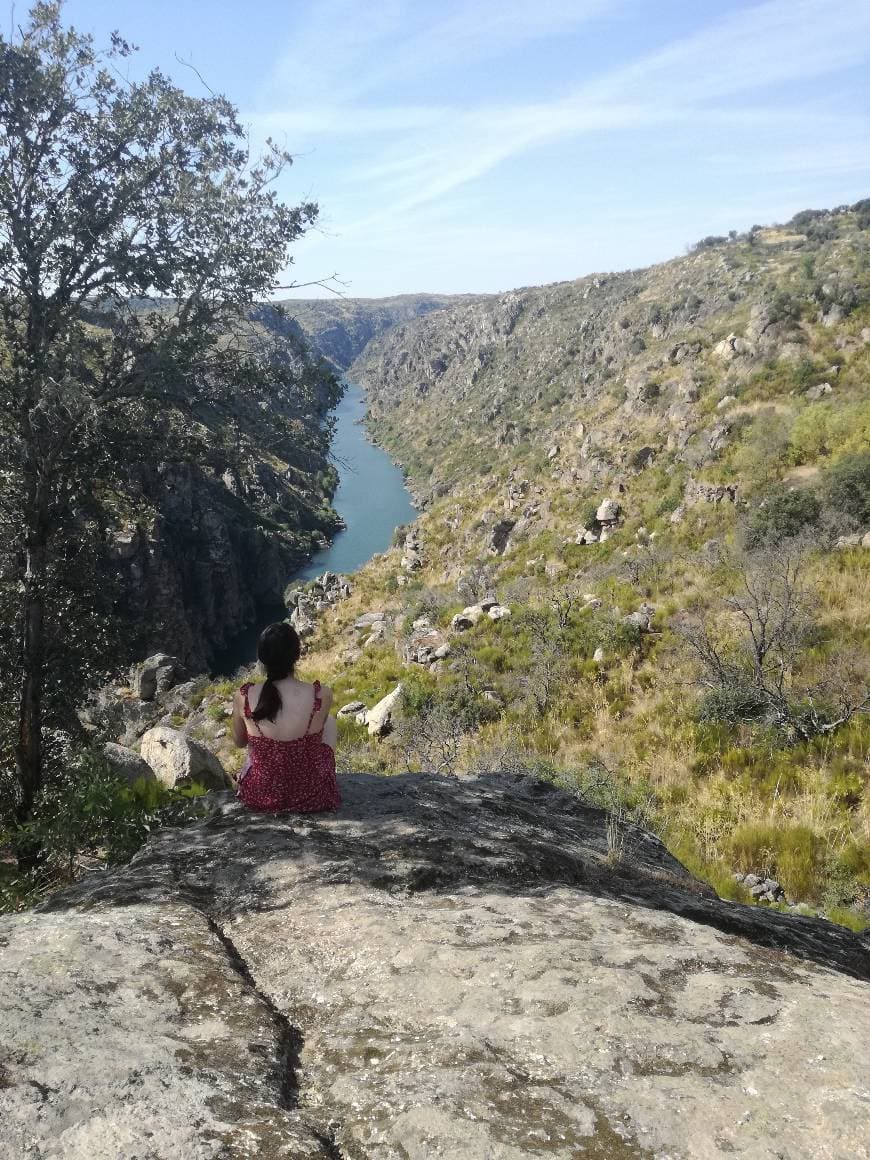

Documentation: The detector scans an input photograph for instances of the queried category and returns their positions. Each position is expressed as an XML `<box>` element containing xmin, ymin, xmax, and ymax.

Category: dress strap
<box><xmin>305</xmin><ymin>680</ymin><xmax>322</xmax><ymax>734</ymax></box>
<box><xmin>240</xmin><ymin>682</ymin><xmax>263</xmax><ymax>734</ymax></box>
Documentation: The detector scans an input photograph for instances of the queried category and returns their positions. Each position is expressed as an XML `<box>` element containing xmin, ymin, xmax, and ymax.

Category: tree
<box><xmin>0</xmin><ymin>3</ymin><xmax>320</xmax><ymax>845</ymax></box>
<box><xmin>678</xmin><ymin>543</ymin><xmax>869</xmax><ymax>742</ymax></box>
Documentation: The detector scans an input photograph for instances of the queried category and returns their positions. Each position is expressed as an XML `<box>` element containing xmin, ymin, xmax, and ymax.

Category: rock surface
<box><xmin>2</xmin><ymin>773</ymin><xmax>868</xmax><ymax>1159</ymax></box>
<box><xmin>139</xmin><ymin>726</ymin><xmax>230</xmax><ymax>790</ymax></box>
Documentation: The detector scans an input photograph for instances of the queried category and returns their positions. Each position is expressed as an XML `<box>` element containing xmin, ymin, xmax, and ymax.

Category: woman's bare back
<box><xmin>233</xmin><ymin>677</ymin><xmax>337</xmax><ymax>750</ymax></box>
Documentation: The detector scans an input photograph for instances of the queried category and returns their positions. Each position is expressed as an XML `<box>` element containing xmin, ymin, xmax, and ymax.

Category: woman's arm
<box><xmin>231</xmin><ymin>689</ymin><xmax>249</xmax><ymax>748</ymax></box>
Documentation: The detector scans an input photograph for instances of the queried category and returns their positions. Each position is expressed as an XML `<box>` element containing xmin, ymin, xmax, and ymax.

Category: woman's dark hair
<box><xmin>253</xmin><ymin>622</ymin><xmax>301</xmax><ymax>722</ymax></box>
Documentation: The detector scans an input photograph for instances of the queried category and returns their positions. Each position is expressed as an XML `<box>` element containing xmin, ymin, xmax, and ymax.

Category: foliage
<box><xmin>678</xmin><ymin>543</ymin><xmax>869</xmax><ymax>743</ymax></box>
<box><xmin>744</xmin><ymin>488</ymin><xmax>821</xmax><ymax>548</ymax></box>
<box><xmin>1</xmin><ymin>750</ymin><xmax>209</xmax><ymax>911</ymax></box>
<box><xmin>727</xmin><ymin>822</ymin><xmax>820</xmax><ymax>900</ymax></box>
<box><xmin>0</xmin><ymin>3</ymin><xmax>326</xmax><ymax>846</ymax></box>
<box><xmin>822</xmin><ymin>452</ymin><xmax>870</xmax><ymax>527</ymax></box>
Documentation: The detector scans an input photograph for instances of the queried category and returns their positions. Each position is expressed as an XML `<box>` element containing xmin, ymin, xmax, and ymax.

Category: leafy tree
<box><xmin>678</xmin><ymin>544</ymin><xmax>869</xmax><ymax>742</ymax></box>
<box><xmin>0</xmin><ymin>4</ymin><xmax>321</xmax><ymax>849</ymax></box>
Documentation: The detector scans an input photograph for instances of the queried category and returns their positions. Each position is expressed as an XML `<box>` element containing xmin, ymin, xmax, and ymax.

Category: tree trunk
<box><xmin>14</xmin><ymin>524</ymin><xmax>48</xmax><ymax>870</ymax></box>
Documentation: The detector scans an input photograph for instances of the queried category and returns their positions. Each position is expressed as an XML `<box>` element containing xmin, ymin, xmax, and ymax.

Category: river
<box><xmin>210</xmin><ymin>382</ymin><xmax>417</xmax><ymax>675</ymax></box>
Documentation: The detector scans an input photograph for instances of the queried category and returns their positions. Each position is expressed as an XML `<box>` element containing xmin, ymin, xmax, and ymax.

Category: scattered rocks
<box><xmin>734</xmin><ymin>872</ymin><xmax>787</xmax><ymax>905</ymax></box>
<box><xmin>139</xmin><ymin>726</ymin><xmax>230</xmax><ymax>790</ymax></box>
<box><xmin>286</xmin><ymin>572</ymin><xmax>352</xmax><ymax>637</ymax></box>
<box><xmin>684</xmin><ymin>477</ymin><xmax>739</xmax><ymax>506</ymax></box>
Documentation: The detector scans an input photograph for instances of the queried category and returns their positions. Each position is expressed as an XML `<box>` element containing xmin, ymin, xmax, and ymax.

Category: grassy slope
<box><xmin>203</xmin><ymin>206</ymin><xmax>869</xmax><ymax>924</ymax></box>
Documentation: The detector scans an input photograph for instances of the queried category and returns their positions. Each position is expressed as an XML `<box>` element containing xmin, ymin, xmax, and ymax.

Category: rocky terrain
<box><xmin>265</xmin><ymin>202</ymin><xmax>869</xmax><ymax>922</ymax></box>
<box><xmin>2</xmin><ymin>772</ymin><xmax>869</xmax><ymax>1158</ymax></box>
<box><xmin>285</xmin><ymin>293</ymin><xmax>480</xmax><ymax>370</ymax></box>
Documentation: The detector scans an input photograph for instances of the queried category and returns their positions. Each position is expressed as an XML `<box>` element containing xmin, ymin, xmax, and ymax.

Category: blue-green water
<box><xmin>211</xmin><ymin>383</ymin><xmax>416</xmax><ymax>675</ymax></box>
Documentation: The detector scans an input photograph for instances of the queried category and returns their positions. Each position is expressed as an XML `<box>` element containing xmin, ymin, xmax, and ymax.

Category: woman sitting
<box><xmin>232</xmin><ymin>621</ymin><xmax>340</xmax><ymax>813</ymax></box>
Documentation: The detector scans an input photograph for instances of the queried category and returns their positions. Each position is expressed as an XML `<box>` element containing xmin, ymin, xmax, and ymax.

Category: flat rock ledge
<box><xmin>2</xmin><ymin>773</ymin><xmax>868</xmax><ymax>1159</ymax></box>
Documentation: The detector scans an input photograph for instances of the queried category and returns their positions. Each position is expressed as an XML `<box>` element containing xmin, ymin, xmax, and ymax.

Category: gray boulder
<box><xmin>103</xmin><ymin>742</ymin><xmax>156</xmax><ymax>784</ymax></box>
<box><xmin>364</xmin><ymin>685</ymin><xmax>403</xmax><ymax>737</ymax></box>
<box><xmin>596</xmin><ymin>498</ymin><xmax>621</xmax><ymax>523</ymax></box>
<box><xmin>139</xmin><ymin>726</ymin><xmax>229</xmax><ymax>790</ymax></box>
<box><xmin>337</xmin><ymin>700</ymin><xmax>367</xmax><ymax>719</ymax></box>
<box><xmin>131</xmin><ymin>654</ymin><xmax>182</xmax><ymax>702</ymax></box>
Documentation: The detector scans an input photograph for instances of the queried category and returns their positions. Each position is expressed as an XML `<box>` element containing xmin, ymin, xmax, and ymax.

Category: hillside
<box><xmin>284</xmin><ymin>202</ymin><xmax>869</xmax><ymax>920</ymax></box>
<box><xmin>284</xmin><ymin>292</ymin><xmax>481</xmax><ymax>370</ymax></box>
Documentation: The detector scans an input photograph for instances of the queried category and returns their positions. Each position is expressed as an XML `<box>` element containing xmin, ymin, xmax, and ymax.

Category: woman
<box><xmin>232</xmin><ymin>621</ymin><xmax>340</xmax><ymax>812</ymax></box>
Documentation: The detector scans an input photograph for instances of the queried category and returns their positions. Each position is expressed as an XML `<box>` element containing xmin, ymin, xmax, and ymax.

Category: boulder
<box><xmin>487</xmin><ymin>604</ymin><xmax>511</xmax><ymax>621</ymax></box>
<box><xmin>7</xmin><ymin>774</ymin><xmax>868</xmax><ymax>1160</ymax></box>
<box><xmin>353</xmin><ymin>611</ymin><xmax>386</xmax><ymax>632</ymax></box>
<box><xmin>487</xmin><ymin>519</ymin><xmax>515</xmax><ymax>555</ymax></box>
<box><xmin>451</xmin><ymin>605</ymin><xmax>485</xmax><ymax>631</ymax></box>
<box><xmin>806</xmin><ymin>382</ymin><xmax>833</xmax><ymax>400</ymax></box>
<box><xmin>131</xmin><ymin>654</ymin><xmax>182</xmax><ymax>702</ymax></box>
<box><xmin>139</xmin><ymin>726</ymin><xmax>229</xmax><ymax>790</ymax></box>
<box><xmin>337</xmin><ymin>700</ymin><xmax>366</xmax><ymax>719</ymax></box>
<box><xmin>365</xmin><ymin>684</ymin><xmax>403</xmax><ymax>737</ymax></box>
<box><xmin>103</xmin><ymin>742</ymin><xmax>157</xmax><ymax>784</ymax></box>
<box><xmin>595</xmin><ymin>498</ymin><xmax>620</xmax><ymax>523</ymax></box>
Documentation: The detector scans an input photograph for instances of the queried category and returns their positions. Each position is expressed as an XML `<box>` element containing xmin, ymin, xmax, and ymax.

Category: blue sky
<box><xmin>52</xmin><ymin>0</ymin><xmax>870</xmax><ymax>296</ymax></box>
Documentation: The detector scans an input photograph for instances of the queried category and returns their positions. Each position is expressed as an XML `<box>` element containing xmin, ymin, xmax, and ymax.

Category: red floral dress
<box><xmin>236</xmin><ymin>680</ymin><xmax>341</xmax><ymax>813</ymax></box>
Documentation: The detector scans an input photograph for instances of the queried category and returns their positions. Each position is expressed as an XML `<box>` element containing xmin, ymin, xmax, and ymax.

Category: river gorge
<box><xmin>211</xmin><ymin>382</ymin><xmax>417</xmax><ymax>675</ymax></box>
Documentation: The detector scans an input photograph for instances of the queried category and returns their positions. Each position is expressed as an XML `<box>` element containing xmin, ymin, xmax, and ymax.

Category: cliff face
<box><xmin>104</xmin><ymin>312</ymin><xmax>344</xmax><ymax>669</ymax></box>
<box><xmin>3</xmin><ymin>773</ymin><xmax>868</xmax><ymax>1158</ymax></box>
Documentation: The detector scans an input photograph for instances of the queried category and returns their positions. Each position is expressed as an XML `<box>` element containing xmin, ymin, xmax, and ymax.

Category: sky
<box><xmin>42</xmin><ymin>0</ymin><xmax>870</xmax><ymax>297</ymax></box>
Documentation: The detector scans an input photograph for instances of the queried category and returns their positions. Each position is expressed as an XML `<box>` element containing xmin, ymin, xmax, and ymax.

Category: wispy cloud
<box><xmin>254</xmin><ymin>0</ymin><xmax>870</xmax><ymax>294</ymax></box>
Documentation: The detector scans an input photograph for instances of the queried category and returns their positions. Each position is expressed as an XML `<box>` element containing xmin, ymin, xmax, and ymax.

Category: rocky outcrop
<box><xmin>102</xmin><ymin>742</ymin><xmax>157</xmax><ymax>784</ymax></box>
<box><xmin>139</xmin><ymin>726</ymin><xmax>230</xmax><ymax>790</ymax></box>
<box><xmin>104</xmin><ymin>312</ymin><xmax>344</xmax><ymax>670</ymax></box>
<box><xmin>3</xmin><ymin>773</ymin><xmax>868</xmax><ymax>1159</ymax></box>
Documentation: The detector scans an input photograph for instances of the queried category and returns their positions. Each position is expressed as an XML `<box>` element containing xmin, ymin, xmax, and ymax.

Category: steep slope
<box><xmin>103</xmin><ymin>309</ymin><xmax>344</xmax><ymax>668</ymax></box>
<box><xmin>284</xmin><ymin>292</ymin><xmax>483</xmax><ymax>370</ymax></box>
<box><xmin>284</xmin><ymin>202</ymin><xmax>869</xmax><ymax>919</ymax></box>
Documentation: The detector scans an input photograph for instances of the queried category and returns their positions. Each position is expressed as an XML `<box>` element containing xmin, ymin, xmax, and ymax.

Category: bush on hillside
<box><xmin>744</xmin><ymin>487</ymin><xmax>821</xmax><ymax>549</ymax></box>
<box><xmin>822</xmin><ymin>452</ymin><xmax>870</xmax><ymax>528</ymax></box>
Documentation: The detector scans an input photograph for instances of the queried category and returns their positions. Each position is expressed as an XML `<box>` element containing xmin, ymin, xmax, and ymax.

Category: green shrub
<box><xmin>825</xmin><ymin>907</ymin><xmax>869</xmax><ymax>933</ymax></box>
<box><xmin>728</xmin><ymin>822</ymin><xmax>821</xmax><ymax>900</ymax></box>
<box><xmin>2</xmin><ymin>751</ymin><xmax>210</xmax><ymax>910</ymax></box>
<box><xmin>744</xmin><ymin>486</ymin><xmax>821</xmax><ymax>548</ymax></box>
<box><xmin>822</xmin><ymin>452</ymin><xmax>870</xmax><ymax>526</ymax></box>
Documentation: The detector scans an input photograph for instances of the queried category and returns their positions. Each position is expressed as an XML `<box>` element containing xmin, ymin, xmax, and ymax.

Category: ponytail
<box><xmin>253</xmin><ymin>622</ymin><xmax>301</xmax><ymax>723</ymax></box>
